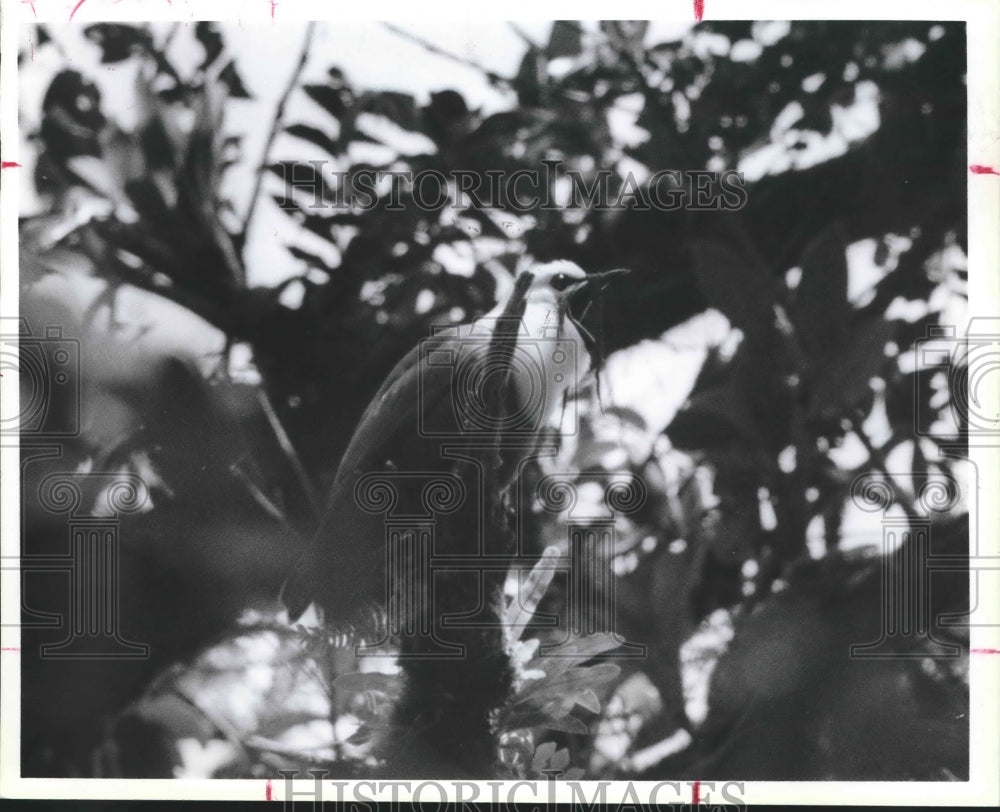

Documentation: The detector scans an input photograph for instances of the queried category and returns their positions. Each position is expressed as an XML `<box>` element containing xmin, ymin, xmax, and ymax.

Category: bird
<box><xmin>280</xmin><ymin>260</ymin><xmax>628</xmax><ymax>626</ymax></box>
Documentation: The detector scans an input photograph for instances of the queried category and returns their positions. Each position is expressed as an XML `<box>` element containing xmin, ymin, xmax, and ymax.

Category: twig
<box><xmin>160</xmin><ymin>21</ymin><xmax>181</xmax><ymax>53</ymax></box>
<box><xmin>507</xmin><ymin>22</ymin><xmax>540</xmax><ymax>50</ymax></box>
<box><xmin>242</xmin><ymin>21</ymin><xmax>316</xmax><ymax>240</ymax></box>
<box><xmin>256</xmin><ymin>388</ymin><xmax>321</xmax><ymax>520</ymax></box>
<box><xmin>230</xmin><ymin>460</ymin><xmax>288</xmax><ymax>523</ymax></box>
<box><xmin>243</xmin><ymin>734</ymin><xmax>335</xmax><ymax>765</ymax></box>
<box><xmin>381</xmin><ymin>22</ymin><xmax>654</xmax><ymax>123</ymax></box>
<box><xmin>168</xmin><ymin>686</ymin><xmax>255</xmax><ymax>764</ymax></box>
<box><xmin>38</xmin><ymin>25</ymin><xmax>70</xmax><ymax>60</ymax></box>
<box><xmin>381</xmin><ymin>23</ymin><xmax>511</xmax><ymax>90</ymax></box>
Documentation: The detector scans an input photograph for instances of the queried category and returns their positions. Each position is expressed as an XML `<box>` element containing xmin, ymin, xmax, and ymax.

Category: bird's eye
<box><xmin>551</xmin><ymin>273</ymin><xmax>571</xmax><ymax>291</ymax></box>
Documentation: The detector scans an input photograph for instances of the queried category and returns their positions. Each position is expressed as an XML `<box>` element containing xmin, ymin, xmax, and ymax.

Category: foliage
<box><xmin>17</xmin><ymin>19</ymin><xmax>968</xmax><ymax>779</ymax></box>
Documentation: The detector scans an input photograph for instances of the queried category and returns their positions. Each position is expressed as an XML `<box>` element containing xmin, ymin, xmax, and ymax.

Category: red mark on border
<box><xmin>1</xmin><ymin>647</ymin><xmax>21</xmax><ymax>653</ymax></box>
<box><xmin>969</xmin><ymin>164</ymin><xmax>999</xmax><ymax>175</ymax></box>
<box><xmin>692</xmin><ymin>780</ymin><xmax>701</xmax><ymax>805</ymax></box>
<box><xmin>265</xmin><ymin>779</ymin><xmax>273</xmax><ymax>800</ymax></box>
<box><xmin>694</xmin><ymin>0</ymin><xmax>705</xmax><ymax>21</ymax></box>
<box><xmin>271</xmin><ymin>0</ymin><xmax>277</xmax><ymax>19</ymax></box>
<box><xmin>23</xmin><ymin>0</ymin><xmax>38</xmax><ymax>19</ymax></box>
<box><xmin>971</xmin><ymin>648</ymin><xmax>1000</xmax><ymax>655</ymax></box>
<box><xmin>68</xmin><ymin>0</ymin><xmax>89</xmax><ymax>21</ymax></box>
<box><xmin>1</xmin><ymin>162</ymin><xmax>22</xmax><ymax>169</ymax></box>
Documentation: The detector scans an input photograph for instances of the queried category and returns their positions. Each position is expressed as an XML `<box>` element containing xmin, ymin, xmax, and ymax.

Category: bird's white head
<box><xmin>486</xmin><ymin>260</ymin><xmax>627</xmax><ymax>423</ymax></box>
<box><xmin>516</xmin><ymin>260</ymin><xmax>628</xmax><ymax>347</ymax></box>
<box><xmin>524</xmin><ymin>260</ymin><xmax>590</xmax><ymax>306</ymax></box>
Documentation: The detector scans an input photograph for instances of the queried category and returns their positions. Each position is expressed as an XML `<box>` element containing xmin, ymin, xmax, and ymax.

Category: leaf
<box><xmin>91</xmin><ymin>217</ymin><xmax>175</xmax><ymax>275</ymax></box>
<box><xmin>287</xmin><ymin>245</ymin><xmax>338</xmax><ymax>273</ymax></box>
<box><xmin>285</xmin><ymin>123</ymin><xmax>341</xmax><ymax>157</ymax></box>
<box><xmin>218</xmin><ymin>61</ymin><xmax>252</xmax><ymax>99</ymax></box>
<box><xmin>534</xmin><ymin>633</ymin><xmax>625</xmax><ymax>674</ymax></box>
<box><xmin>807</xmin><ymin>317</ymin><xmax>894</xmax><ymax>419</ymax></box>
<box><xmin>422</xmin><ymin>90</ymin><xmax>472</xmax><ymax>146</ymax></box>
<box><xmin>505</xmin><ymin>709</ymin><xmax>590</xmax><ymax>734</ymax></box>
<box><xmin>575</xmin><ymin>440</ymin><xmax>628</xmax><ymax>472</ymax></box>
<box><xmin>332</xmin><ymin>671</ymin><xmax>403</xmax><ymax>698</ymax></box>
<box><xmin>733</xmin><ymin>328</ymin><xmax>797</xmax><ymax>452</ymax></box>
<box><xmin>255</xmin><ymin>710</ymin><xmax>331</xmax><ymax>739</ymax></box>
<box><xmin>266</xmin><ymin>161</ymin><xmax>333</xmax><ymax>203</ymax></box>
<box><xmin>532</xmin><ymin>740</ymin><xmax>557</xmax><ymax>772</ymax></box>
<box><xmin>513</xmin><ymin>50</ymin><xmax>546</xmax><ymax>108</ymax></box>
<box><xmin>667</xmin><ymin>380</ymin><xmax>764</xmax><ymax>450</ymax></box>
<box><xmin>363</xmin><ymin>91</ymin><xmax>419</xmax><ymax>131</ymax></box>
<box><xmin>792</xmin><ymin>224</ymin><xmax>850</xmax><ymax>366</ymax></box>
<box><xmin>83</xmin><ymin>24</ymin><xmax>150</xmax><ymax>64</ymax></box>
<box><xmin>548</xmin><ymin>21</ymin><xmax>584</xmax><ymax>58</ymax></box>
<box><xmin>886</xmin><ymin>367</ymin><xmax>937</xmax><ymax>434</ymax></box>
<box><xmin>513</xmin><ymin>663</ymin><xmax>621</xmax><ymax>708</ymax></box>
<box><xmin>345</xmin><ymin>718</ymin><xmax>389</xmax><ymax>745</ymax></box>
<box><xmin>601</xmin><ymin>405</ymin><xmax>648</xmax><ymax>430</ymax></box>
<box><xmin>574</xmin><ymin>688</ymin><xmax>602</xmax><ymax>714</ymax></box>
<box><xmin>65</xmin><ymin>155</ymin><xmax>131</xmax><ymax>209</ymax></box>
<box><xmin>195</xmin><ymin>21</ymin><xmax>224</xmax><ymax>68</ymax></box>
<box><xmin>536</xmin><ymin>715</ymin><xmax>589</xmax><ymax>734</ymax></box>
<box><xmin>531</xmin><ymin>741</ymin><xmax>573</xmax><ymax>775</ymax></box>
<box><xmin>551</xmin><ymin>747</ymin><xmax>571</xmax><ymax>772</ymax></box>
<box><xmin>467</xmin><ymin>111</ymin><xmax>535</xmax><ymax>148</ymax></box>
<box><xmin>140</xmin><ymin>117</ymin><xmax>178</xmax><ymax>172</ymax></box>
<box><xmin>270</xmin><ymin>195</ymin><xmax>361</xmax><ymax>240</ymax></box>
<box><xmin>304</xmin><ymin>83</ymin><xmax>352</xmax><ymax>119</ymax></box>
<box><xmin>504</xmin><ymin>546</ymin><xmax>559</xmax><ymax>642</ymax></box>
<box><xmin>600</xmin><ymin>21</ymin><xmax>650</xmax><ymax>60</ymax></box>
<box><xmin>689</xmin><ymin>239</ymin><xmax>773</xmax><ymax>333</ymax></box>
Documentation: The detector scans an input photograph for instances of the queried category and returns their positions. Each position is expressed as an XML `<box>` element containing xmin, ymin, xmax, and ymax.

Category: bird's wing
<box><xmin>333</xmin><ymin>327</ymin><xmax>461</xmax><ymax>484</ymax></box>
<box><xmin>281</xmin><ymin>327</ymin><xmax>463</xmax><ymax>620</ymax></box>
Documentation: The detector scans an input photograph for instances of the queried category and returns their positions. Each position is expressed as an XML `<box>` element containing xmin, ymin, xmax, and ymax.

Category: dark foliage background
<box><xmin>16</xmin><ymin>20</ymin><xmax>969</xmax><ymax>780</ymax></box>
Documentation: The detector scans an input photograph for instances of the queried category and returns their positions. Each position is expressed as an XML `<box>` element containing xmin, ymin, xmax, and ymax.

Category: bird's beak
<box><xmin>586</xmin><ymin>267</ymin><xmax>631</xmax><ymax>286</ymax></box>
<box><xmin>565</xmin><ymin>268</ymin><xmax>629</xmax><ymax>355</ymax></box>
<box><xmin>566</xmin><ymin>268</ymin><xmax>629</xmax><ymax>319</ymax></box>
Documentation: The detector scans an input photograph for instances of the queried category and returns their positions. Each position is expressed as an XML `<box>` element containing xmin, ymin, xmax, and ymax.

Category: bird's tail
<box><xmin>279</xmin><ymin>546</ymin><xmax>320</xmax><ymax>622</ymax></box>
<box><xmin>280</xmin><ymin>496</ymin><xmax>386</xmax><ymax>625</ymax></box>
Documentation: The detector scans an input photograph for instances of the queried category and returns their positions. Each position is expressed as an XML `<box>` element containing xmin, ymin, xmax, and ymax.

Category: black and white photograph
<box><xmin>1</xmin><ymin>1</ymin><xmax>998</xmax><ymax>806</ymax></box>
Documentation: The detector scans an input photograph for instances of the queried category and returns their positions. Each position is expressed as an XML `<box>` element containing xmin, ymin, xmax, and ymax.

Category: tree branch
<box><xmin>241</xmin><ymin>21</ymin><xmax>316</xmax><ymax>243</ymax></box>
<box><xmin>381</xmin><ymin>23</ymin><xmax>511</xmax><ymax>90</ymax></box>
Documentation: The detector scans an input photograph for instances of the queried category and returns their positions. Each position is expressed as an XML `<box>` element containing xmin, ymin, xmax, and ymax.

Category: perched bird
<box><xmin>280</xmin><ymin>260</ymin><xmax>627</xmax><ymax>625</ymax></box>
